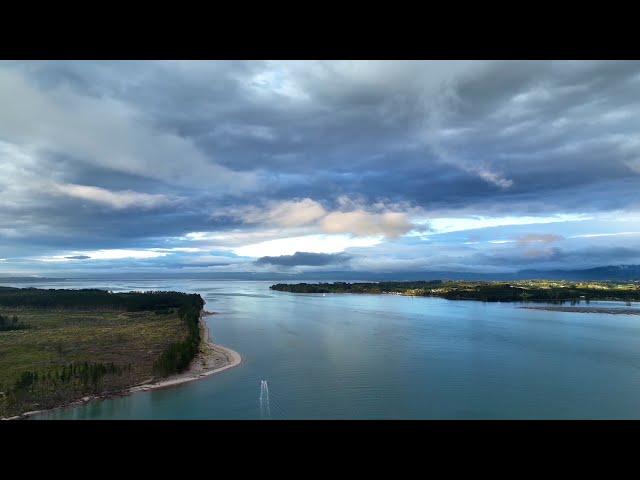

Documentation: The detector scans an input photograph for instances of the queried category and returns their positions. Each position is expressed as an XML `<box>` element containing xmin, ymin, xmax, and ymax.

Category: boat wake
<box><xmin>260</xmin><ymin>380</ymin><xmax>271</xmax><ymax>419</ymax></box>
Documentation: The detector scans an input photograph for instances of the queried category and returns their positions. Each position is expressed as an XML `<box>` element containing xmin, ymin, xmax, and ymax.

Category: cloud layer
<box><xmin>1</xmin><ymin>61</ymin><xmax>640</xmax><ymax>276</ymax></box>
<box><xmin>256</xmin><ymin>251</ymin><xmax>351</xmax><ymax>267</ymax></box>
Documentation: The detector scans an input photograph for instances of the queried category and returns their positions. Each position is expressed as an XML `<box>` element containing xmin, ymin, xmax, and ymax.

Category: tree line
<box><xmin>13</xmin><ymin>361</ymin><xmax>132</xmax><ymax>393</ymax></box>
<box><xmin>153</xmin><ymin>302</ymin><xmax>202</xmax><ymax>376</ymax></box>
<box><xmin>0</xmin><ymin>286</ymin><xmax>203</xmax><ymax>312</ymax></box>
<box><xmin>270</xmin><ymin>281</ymin><xmax>444</xmax><ymax>294</ymax></box>
<box><xmin>0</xmin><ymin>313</ymin><xmax>29</xmax><ymax>331</ymax></box>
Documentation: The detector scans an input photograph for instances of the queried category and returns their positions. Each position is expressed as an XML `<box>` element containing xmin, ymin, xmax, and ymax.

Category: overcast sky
<box><xmin>1</xmin><ymin>60</ymin><xmax>640</xmax><ymax>277</ymax></box>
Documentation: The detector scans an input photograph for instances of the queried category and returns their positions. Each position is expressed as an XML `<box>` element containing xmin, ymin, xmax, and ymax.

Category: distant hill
<box><xmin>257</xmin><ymin>265</ymin><xmax>640</xmax><ymax>282</ymax></box>
<box><xmin>1</xmin><ymin>265</ymin><xmax>639</xmax><ymax>282</ymax></box>
<box><xmin>0</xmin><ymin>277</ymin><xmax>67</xmax><ymax>283</ymax></box>
<box><xmin>519</xmin><ymin>265</ymin><xmax>640</xmax><ymax>281</ymax></box>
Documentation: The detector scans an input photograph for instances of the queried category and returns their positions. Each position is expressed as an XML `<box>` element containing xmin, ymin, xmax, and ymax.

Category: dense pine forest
<box><xmin>0</xmin><ymin>286</ymin><xmax>203</xmax><ymax>311</ymax></box>
<box><xmin>153</xmin><ymin>302</ymin><xmax>202</xmax><ymax>376</ymax></box>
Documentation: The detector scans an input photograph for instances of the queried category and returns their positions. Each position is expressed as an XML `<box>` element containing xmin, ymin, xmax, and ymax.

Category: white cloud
<box><xmin>217</xmin><ymin>197</ymin><xmax>418</xmax><ymax>239</ymax></box>
<box><xmin>0</xmin><ymin>68</ymin><xmax>257</xmax><ymax>192</ymax></box>
<box><xmin>570</xmin><ymin>231</ymin><xmax>640</xmax><ymax>239</ymax></box>
<box><xmin>233</xmin><ymin>234</ymin><xmax>381</xmax><ymax>257</ymax></box>
<box><xmin>414</xmin><ymin>213</ymin><xmax>592</xmax><ymax>236</ymax></box>
<box><xmin>53</xmin><ymin>183</ymin><xmax>176</xmax><ymax>210</ymax></box>
<box><xmin>0</xmin><ymin>141</ymin><xmax>48</xmax><ymax>209</ymax></box>
<box><xmin>320</xmin><ymin>210</ymin><xmax>413</xmax><ymax>238</ymax></box>
<box><xmin>248</xmin><ymin>67</ymin><xmax>311</xmax><ymax>102</ymax></box>
<box><xmin>469</xmin><ymin>165</ymin><xmax>514</xmax><ymax>189</ymax></box>
<box><xmin>517</xmin><ymin>234</ymin><xmax>564</xmax><ymax>245</ymax></box>
<box><xmin>183</xmin><ymin>229</ymin><xmax>295</xmax><ymax>247</ymax></box>
<box><xmin>148</xmin><ymin>247</ymin><xmax>204</xmax><ymax>253</ymax></box>
<box><xmin>236</xmin><ymin>198</ymin><xmax>327</xmax><ymax>228</ymax></box>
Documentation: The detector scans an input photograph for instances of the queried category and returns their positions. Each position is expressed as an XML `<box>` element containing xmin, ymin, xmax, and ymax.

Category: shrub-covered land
<box><xmin>0</xmin><ymin>287</ymin><xmax>204</xmax><ymax>418</ymax></box>
<box><xmin>270</xmin><ymin>280</ymin><xmax>640</xmax><ymax>302</ymax></box>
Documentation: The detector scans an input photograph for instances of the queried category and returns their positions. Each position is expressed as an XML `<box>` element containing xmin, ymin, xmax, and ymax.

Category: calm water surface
<box><xmin>11</xmin><ymin>279</ymin><xmax>640</xmax><ymax>419</ymax></box>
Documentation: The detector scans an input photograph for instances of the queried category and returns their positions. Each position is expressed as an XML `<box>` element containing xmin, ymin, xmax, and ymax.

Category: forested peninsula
<box><xmin>270</xmin><ymin>280</ymin><xmax>640</xmax><ymax>303</ymax></box>
<box><xmin>0</xmin><ymin>287</ymin><xmax>239</xmax><ymax>419</ymax></box>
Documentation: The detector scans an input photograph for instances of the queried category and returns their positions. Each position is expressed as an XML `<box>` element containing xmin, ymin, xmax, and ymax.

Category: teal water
<box><xmin>13</xmin><ymin>279</ymin><xmax>640</xmax><ymax>419</ymax></box>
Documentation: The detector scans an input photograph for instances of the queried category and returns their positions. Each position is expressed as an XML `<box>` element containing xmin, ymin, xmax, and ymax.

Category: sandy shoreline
<box><xmin>3</xmin><ymin>311</ymin><xmax>241</xmax><ymax>420</ymax></box>
<box><xmin>521</xmin><ymin>306</ymin><xmax>640</xmax><ymax>315</ymax></box>
<box><xmin>128</xmin><ymin>316</ymin><xmax>241</xmax><ymax>394</ymax></box>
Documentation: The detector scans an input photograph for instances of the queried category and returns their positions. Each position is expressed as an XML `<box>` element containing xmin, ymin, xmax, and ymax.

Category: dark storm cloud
<box><xmin>6</xmin><ymin>61</ymin><xmax>640</xmax><ymax>214</ymax></box>
<box><xmin>256</xmin><ymin>252</ymin><xmax>352</xmax><ymax>267</ymax></box>
<box><xmin>15</xmin><ymin>65</ymin><xmax>640</xmax><ymax>168</ymax></box>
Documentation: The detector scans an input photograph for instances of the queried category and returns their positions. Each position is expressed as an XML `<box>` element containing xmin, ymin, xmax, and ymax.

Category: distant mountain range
<box><xmin>518</xmin><ymin>265</ymin><xmax>640</xmax><ymax>281</ymax></box>
<box><xmin>300</xmin><ymin>265</ymin><xmax>640</xmax><ymax>281</ymax></box>
<box><xmin>2</xmin><ymin>265</ymin><xmax>640</xmax><ymax>283</ymax></box>
<box><xmin>0</xmin><ymin>277</ymin><xmax>68</xmax><ymax>283</ymax></box>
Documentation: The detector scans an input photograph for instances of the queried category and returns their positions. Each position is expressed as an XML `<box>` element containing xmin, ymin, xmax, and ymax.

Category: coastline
<box><xmin>128</xmin><ymin>314</ymin><xmax>241</xmax><ymax>394</ymax></box>
<box><xmin>520</xmin><ymin>306</ymin><xmax>640</xmax><ymax>315</ymax></box>
<box><xmin>3</xmin><ymin>311</ymin><xmax>241</xmax><ymax>420</ymax></box>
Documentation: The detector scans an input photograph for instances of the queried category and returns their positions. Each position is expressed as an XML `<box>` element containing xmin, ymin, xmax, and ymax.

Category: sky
<box><xmin>1</xmin><ymin>60</ymin><xmax>640</xmax><ymax>278</ymax></box>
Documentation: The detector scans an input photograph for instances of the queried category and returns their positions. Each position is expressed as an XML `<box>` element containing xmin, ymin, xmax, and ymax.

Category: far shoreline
<box><xmin>3</xmin><ymin>311</ymin><xmax>241</xmax><ymax>420</ymax></box>
<box><xmin>520</xmin><ymin>306</ymin><xmax>640</xmax><ymax>315</ymax></box>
